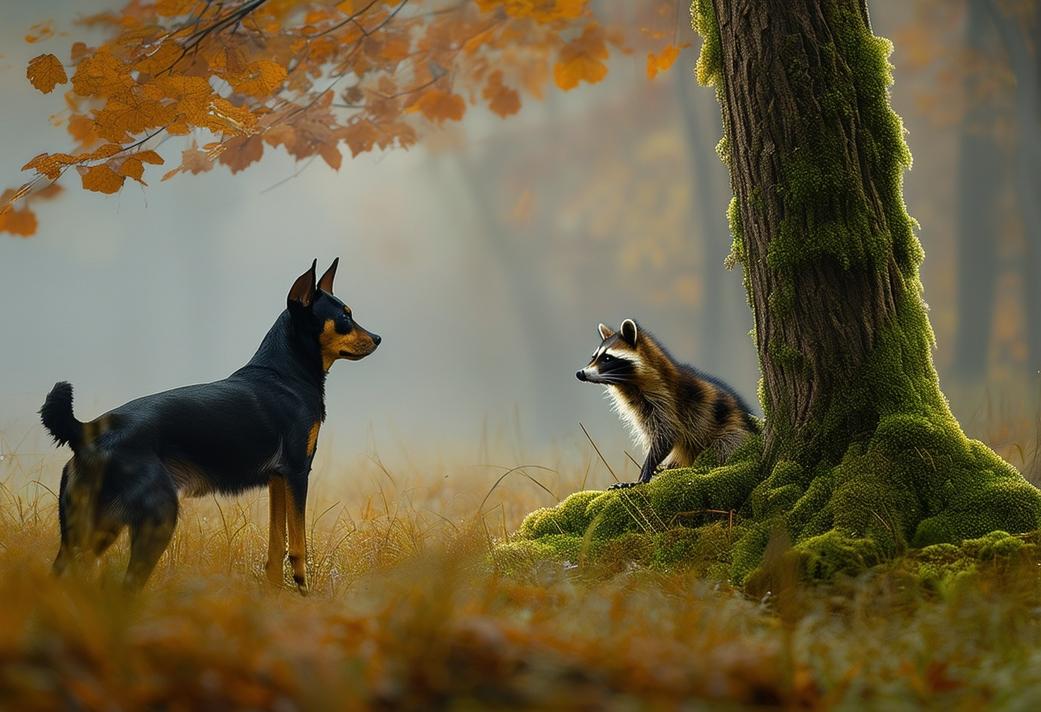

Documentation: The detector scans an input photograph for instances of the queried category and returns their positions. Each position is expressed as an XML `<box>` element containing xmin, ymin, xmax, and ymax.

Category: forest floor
<box><xmin>3</xmin><ymin>399</ymin><xmax>1041</xmax><ymax>710</ymax></box>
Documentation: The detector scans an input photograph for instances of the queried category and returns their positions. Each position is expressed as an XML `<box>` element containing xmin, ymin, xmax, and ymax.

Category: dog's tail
<box><xmin>41</xmin><ymin>382</ymin><xmax>84</xmax><ymax>451</ymax></box>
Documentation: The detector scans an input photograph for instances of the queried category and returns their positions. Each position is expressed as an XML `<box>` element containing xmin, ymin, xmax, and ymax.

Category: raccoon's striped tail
<box><xmin>40</xmin><ymin>381</ymin><xmax>84</xmax><ymax>451</ymax></box>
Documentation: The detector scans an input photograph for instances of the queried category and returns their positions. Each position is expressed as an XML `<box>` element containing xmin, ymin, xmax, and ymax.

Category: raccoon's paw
<box><xmin>607</xmin><ymin>481</ymin><xmax>641</xmax><ymax>490</ymax></box>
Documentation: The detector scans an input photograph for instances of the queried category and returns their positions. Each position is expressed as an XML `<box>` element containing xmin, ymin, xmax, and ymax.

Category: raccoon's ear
<box><xmin>620</xmin><ymin>319</ymin><xmax>638</xmax><ymax>346</ymax></box>
<box><xmin>597</xmin><ymin>322</ymin><xmax>614</xmax><ymax>340</ymax></box>
<box><xmin>288</xmin><ymin>259</ymin><xmax>318</xmax><ymax>310</ymax></box>
<box><xmin>317</xmin><ymin>257</ymin><xmax>339</xmax><ymax>294</ymax></box>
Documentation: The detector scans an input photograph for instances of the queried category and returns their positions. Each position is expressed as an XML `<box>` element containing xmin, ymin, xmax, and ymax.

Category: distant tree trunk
<box><xmin>988</xmin><ymin>2</ymin><xmax>1041</xmax><ymax>372</ymax></box>
<box><xmin>952</xmin><ymin>2</ymin><xmax>1001</xmax><ymax>380</ymax></box>
<box><xmin>675</xmin><ymin>67</ymin><xmax>727</xmax><ymax>369</ymax></box>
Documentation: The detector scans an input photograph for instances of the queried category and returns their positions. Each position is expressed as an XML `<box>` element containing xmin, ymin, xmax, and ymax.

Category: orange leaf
<box><xmin>229</xmin><ymin>60</ymin><xmax>287</xmax><ymax>98</ymax></box>
<box><xmin>180</xmin><ymin>147</ymin><xmax>212</xmax><ymax>175</ymax></box>
<box><xmin>27</xmin><ymin>54</ymin><xmax>68</xmax><ymax>94</ymax></box>
<box><xmin>408</xmin><ymin>88</ymin><xmax>466</xmax><ymax>123</ymax></box>
<box><xmin>554</xmin><ymin>25</ymin><xmax>608</xmax><ymax>90</ymax></box>
<box><xmin>80</xmin><ymin>164</ymin><xmax>125</xmax><ymax>194</ymax></box>
<box><xmin>319</xmin><ymin>143</ymin><xmax>342</xmax><ymax>170</ymax></box>
<box><xmin>646</xmin><ymin>44</ymin><xmax>682</xmax><ymax>80</ymax></box>
<box><xmin>379</xmin><ymin>35</ymin><xmax>410</xmax><ymax>62</ymax></box>
<box><xmin>218</xmin><ymin>135</ymin><xmax>264</xmax><ymax>173</ymax></box>
<box><xmin>342</xmin><ymin>122</ymin><xmax>380</xmax><ymax>157</ymax></box>
<box><xmin>0</xmin><ymin>206</ymin><xmax>38</xmax><ymax>237</ymax></box>
<box><xmin>67</xmin><ymin>114</ymin><xmax>99</xmax><ymax>147</ymax></box>
<box><xmin>22</xmin><ymin>153</ymin><xmax>77</xmax><ymax>180</ymax></box>
<box><xmin>36</xmin><ymin>183</ymin><xmax>64</xmax><ymax>200</ymax></box>
<box><xmin>119</xmin><ymin>157</ymin><xmax>144</xmax><ymax>181</ymax></box>
<box><xmin>136</xmin><ymin>150</ymin><xmax>165</xmax><ymax>165</ymax></box>
<box><xmin>72</xmin><ymin>50</ymin><xmax>132</xmax><ymax>97</ymax></box>
<box><xmin>483</xmin><ymin>71</ymin><xmax>521</xmax><ymax>118</ymax></box>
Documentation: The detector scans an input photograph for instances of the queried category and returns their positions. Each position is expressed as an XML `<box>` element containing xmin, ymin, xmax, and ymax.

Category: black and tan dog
<box><xmin>40</xmin><ymin>259</ymin><xmax>379</xmax><ymax>592</ymax></box>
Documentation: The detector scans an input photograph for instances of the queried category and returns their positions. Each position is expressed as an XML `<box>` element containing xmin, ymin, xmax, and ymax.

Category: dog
<box><xmin>41</xmin><ymin>259</ymin><xmax>380</xmax><ymax>592</ymax></box>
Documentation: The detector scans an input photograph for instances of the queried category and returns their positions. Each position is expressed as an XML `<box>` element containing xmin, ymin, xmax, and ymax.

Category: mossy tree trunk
<box><xmin>692</xmin><ymin>0</ymin><xmax>1041</xmax><ymax>576</ymax></box>
<box><xmin>508</xmin><ymin>0</ymin><xmax>1041</xmax><ymax>586</ymax></box>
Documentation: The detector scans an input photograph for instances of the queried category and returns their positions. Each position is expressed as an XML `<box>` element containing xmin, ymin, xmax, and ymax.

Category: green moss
<box><xmin>518</xmin><ymin>490</ymin><xmax>602</xmax><ymax>539</ymax></box>
<box><xmin>690</xmin><ymin>0</ymin><xmax>721</xmax><ymax>88</ymax></box>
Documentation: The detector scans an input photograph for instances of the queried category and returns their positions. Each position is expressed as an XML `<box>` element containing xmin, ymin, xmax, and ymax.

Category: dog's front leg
<box><xmin>285</xmin><ymin>478</ymin><xmax>309</xmax><ymax>595</ymax></box>
<box><xmin>266</xmin><ymin>477</ymin><xmax>287</xmax><ymax>586</ymax></box>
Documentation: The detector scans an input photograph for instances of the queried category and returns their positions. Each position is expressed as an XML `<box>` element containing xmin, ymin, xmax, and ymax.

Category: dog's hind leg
<box><xmin>265</xmin><ymin>476</ymin><xmax>287</xmax><ymax>586</ymax></box>
<box><xmin>124</xmin><ymin>473</ymin><xmax>178</xmax><ymax>590</ymax></box>
<box><xmin>54</xmin><ymin>455</ymin><xmax>106</xmax><ymax>576</ymax></box>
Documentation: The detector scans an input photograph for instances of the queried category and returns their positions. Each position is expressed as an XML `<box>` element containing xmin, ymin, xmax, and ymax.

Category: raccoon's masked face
<box><xmin>576</xmin><ymin>319</ymin><xmax>640</xmax><ymax>385</ymax></box>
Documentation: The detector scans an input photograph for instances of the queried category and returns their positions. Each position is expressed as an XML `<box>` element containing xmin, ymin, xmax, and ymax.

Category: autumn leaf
<box><xmin>23</xmin><ymin>152</ymin><xmax>78</xmax><ymax>180</ymax></box>
<box><xmin>554</xmin><ymin>25</ymin><xmax>608</xmax><ymax>90</ymax></box>
<box><xmin>26</xmin><ymin>54</ymin><xmax>68</xmax><ymax>94</ymax></box>
<box><xmin>80</xmin><ymin>163</ymin><xmax>125</xmax><ymax>194</ymax></box>
<box><xmin>409</xmin><ymin>88</ymin><xmax>466</xmax><ymax>123</ymax></box>
<box><xmin>483</xmin><ymin>71</ymin><xmax>521</xmax><ymax>118</ymax></box>
<box><xmin>218</xmin><ymin>135</ymin><xmax>264</xmax><ymax>173</ymax></box>
<box><xmin>646</xmin><ymin>44</ymin><xmax>683</xmax><ymax>80</ymax></box>
<box><xmin>0</xmin><ymin>206</ymin><xmax>38</xmax><ymax>237</ymax></box>
<box><xmin>379</xmin><ymin>35</ymin><xmax>411</xmax><ymax>62</ymax></box>
<box><xmin>229</xmin><ymin>60</ymin><xmax>287</xmax><ymax>98</ymax></box>
<box><xmin>71</xmin><ymin>50</ymin><xmax>132</xmax><ymax>97</ymax></box>
<box><xmin>67</xmin><ymin>114</ymin><xmax>99</xmax><ymax>147</ymax></box>
<box><xmin>319</xmin><ymin>143</ymin><xmax>343</xmax><ymax>170</ymax></box>
<box><xmin>136</xmin><ymin>150</ymin><xmax>165</xmax><ymax>165</ymax></box>
<box><xmin>180</xmin><ymin>147</ymin><xmax>213</xmax><ymax>175</ymax></box>
<box><xmin>119</xmin><ymin>157</ymin><xmax>145</xmax><ymax>182</ymax></box>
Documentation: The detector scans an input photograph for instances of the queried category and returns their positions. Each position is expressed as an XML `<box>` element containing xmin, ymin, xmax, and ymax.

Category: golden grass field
<box><xmin>3</xmin><ymin>395</ymin><xmax>1041</xmax><ymax>710</ymax></box>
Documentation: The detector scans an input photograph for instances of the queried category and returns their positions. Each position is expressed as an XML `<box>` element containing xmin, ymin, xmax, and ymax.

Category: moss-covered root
<box><xmin>731</xmin><ymin>414</ymin><xmax>1041</xmax><ymax>585</ymax></box>
<box><xmin>504</xmin><ymin>414</ymin><xmax>1041</xmax><ymax>585</ymax></box>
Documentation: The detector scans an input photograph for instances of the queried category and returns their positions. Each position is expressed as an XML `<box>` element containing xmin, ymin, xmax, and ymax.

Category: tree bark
<box><xmin>710</xmin><ymin>0</ymin><xmax>910</xmax><ymax>466</ymax></box>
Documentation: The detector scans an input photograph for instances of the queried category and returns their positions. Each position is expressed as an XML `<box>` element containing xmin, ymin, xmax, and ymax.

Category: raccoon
<box><xmin>577</xmin><ymin>319</ymin><xmax>756</xmax><ymax>489</ymax></box>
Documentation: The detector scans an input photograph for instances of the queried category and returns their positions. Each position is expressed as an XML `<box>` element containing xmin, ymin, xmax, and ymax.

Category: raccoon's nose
<box><xmin>576</xmin><ymin>370</ymin><xmax>587</xmax><ymax>382</ymax></box>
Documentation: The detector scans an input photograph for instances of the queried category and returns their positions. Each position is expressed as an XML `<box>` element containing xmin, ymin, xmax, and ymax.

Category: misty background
<box><xmin>2</xmin><ymin>1</ymin><xmax>1040</xmax><ymax>479</ymax></box>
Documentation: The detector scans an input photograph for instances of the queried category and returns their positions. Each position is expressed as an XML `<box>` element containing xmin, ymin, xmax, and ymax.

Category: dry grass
<box><xmin>2</xmin><ymin>411</ymin><xmax>1041</xmax><ymax>710</ymax></box>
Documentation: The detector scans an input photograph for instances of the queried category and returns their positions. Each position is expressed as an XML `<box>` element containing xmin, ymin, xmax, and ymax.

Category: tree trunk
<box><xmin>952</xmin><ymin>2</ymin><xmax>1001</xmax><ymax>380</ymax></box>
<box><xmin>987</xmin><ymin>2</ymin><xmax>1041</xmax><ymax>373</ymax></box>
<box><xmin>675</xmin><ymin>67</ymin><xmax>728</xmax><ymax>370</ymax></box>
<box><xmin>694</xmin><ymin>0</ymin><xmax>1041</xmax><ymax>579</ymax></box>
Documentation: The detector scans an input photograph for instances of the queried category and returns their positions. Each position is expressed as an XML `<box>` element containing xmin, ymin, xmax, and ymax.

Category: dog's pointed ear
<box><xmin>620</xmin><ymin>319</ymin><xmax>638</xmax><ymax>346</ymax></box>
<box><xmin>598</xmin><ymin>322</ymin><xmax>614</xmax><ymax>340</ymax></box>
<box><xmin>317</xmin><ymin>258</ymin><xmax>339</xmax><ymax>294</ymax></box>
<box><xmin>288</xmin><ymin>259</ymin><xmax>318</xmax><ymax>310</ymax></box>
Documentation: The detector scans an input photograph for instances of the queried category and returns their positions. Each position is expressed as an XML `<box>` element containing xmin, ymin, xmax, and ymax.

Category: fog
<box><xmin>2</xmin><ymin>1</ymin><xmax>1038</xmax><ymax>472</ymax></box>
